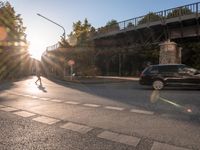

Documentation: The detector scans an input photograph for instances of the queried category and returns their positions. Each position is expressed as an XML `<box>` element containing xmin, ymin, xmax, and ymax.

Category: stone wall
<box><xmin>159</xmin><ymin>40</ymin><xmax>181</xmax><ymax>64</ymax></box>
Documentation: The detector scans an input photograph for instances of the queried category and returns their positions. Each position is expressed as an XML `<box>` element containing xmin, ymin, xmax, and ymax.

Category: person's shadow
<box><xmin>37</xmin><ymin>84</ymin><xmax>47</xmax><ymax>93</ymax></box>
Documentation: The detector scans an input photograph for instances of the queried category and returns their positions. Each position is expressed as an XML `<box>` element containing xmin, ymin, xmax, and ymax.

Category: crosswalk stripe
<box><xmin>13</xmin><ymin>111</ymin><xmax>36</xmax><ymax>117</ymax></box>
<box><xmin>33</xmin><ymin>116</ymin><xmax>60</xmax><ymax>125</ymax></box>
<box><xmin>151</xmin><ymin>142</ymin><xmax>191</xmax><ymax>150</ymax></box>
<box><xmin>60</xmin><ymin>122</ymin><xmax>93</xmax><ymax>134</ymax></box>
<box><xmin>97</xmin><ymin>131</ymin><xmax>140</xmax><ymax>146</ymax></box>
<box><xmin>0</xmin><ymin>107</ymin><xmax>18</xmax><ymax>112</ymax></box>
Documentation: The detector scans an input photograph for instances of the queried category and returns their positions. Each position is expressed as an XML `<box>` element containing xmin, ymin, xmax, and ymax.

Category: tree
<box><xmin>105</xmin><ymin>19</ymin><xmax>120</xmax><ymax>31</ymax></box>
<box><xmin>59</xmin><ymin>36</ymin><xmax>71</xmax><ymax>48</ymax></box>
<box><xmin>180</xmin><ymin>41</ymin><xmax>200</xmax><ymax>69</ymax></box>
<box><xmin>167</xmin><ymin>7</ymin><xmax>193</xmax><ymax>18</ymax></box>
<box><xmin>127</xmin><ymin>22</ymin><xmax>134</xmax><ymax>28</ymax></box>
<box><xmin>138</xmin><ymin>12</ymin><xmax>161</xmax><ymax>25</ymax></box>
<box><xmin>0</xmin><ymin>1</ymin><xmax>28</xmax><ymax>80</ymax></box>
<box><xmin>68</xmin><ymin>18</ymin><xmax>94</xmax><ymax>46</ymax></box>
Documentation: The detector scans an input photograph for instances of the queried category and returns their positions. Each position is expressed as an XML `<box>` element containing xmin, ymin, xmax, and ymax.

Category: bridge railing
<box><xmin>95</xmin><ymin>2</ymin><xmax>200</xmax><ymax>38</ymax></box>
<box><xmin>46</xmin><ymin>43</ymin><xmax>60</xmax><ymax>51</ymax></box>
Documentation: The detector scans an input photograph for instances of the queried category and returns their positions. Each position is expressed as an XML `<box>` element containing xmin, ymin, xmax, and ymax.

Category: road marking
<box><xmin>130</xmin><ymin>109</ymin><xmax>154</xmax><ymax>115</ymax></box>
<box><xmin>30</xmin><ymin>96</ymin><xmax>38</xmax><ymax>99</ymax></box>
<box><xmin>13</xmin><ymin>111</ymin><xmax>36</xmax><ymax>117</ymax></box>
<box><xmin>33</xmin><ymin>116</ymin><xmax>60</xmax><ymax>125</ymax></box>
<box><xmin>60</xmin><ymin>122</ymin><xmax>93</xmax><ymax>134</ymax></box>
<box><xmin>0</xmin><ymin>107</ymin><xmax>18</xmax><ymax>112</ymax></box>
<box><xmin>151</xmin><ymin>142</ymin><xmax>191</xmax><ymax>150</ymax></box>
<box><xmin>0</xmin><ymin>104</ymin><xmax>5</xmax><ymax>108</ymax></box>
<box><xmin>64</xmin><ymin>101</ymin><xmax>80</xmax><ymax>105</ymax></box>
<box><xmin>83</xmin><ymin>103</ymin><xmax>100</xmax><ymax>108</ymax></box>
<box><xmin>23</xmin><ymin>94</ymin><xmax>31</xmax><ymax>97</ymax></box>
<box><xmin>40</xmin><ymin>97</ymin><xmax>51</xmax><ymax>101</ymax></box>
<box><xmin>105</xmin><ymin>106</ymin><xmax>124</xmax><ymax>111</ymax></box>
<box><xmin>50</xmin><ymin>99</ymin><xmax>63</xmax><ymax>103</ymax></box>
<box><xmin>97</xmin><ymin>131</ymin><xmax>140</xmax><ymax>146</ymax></box>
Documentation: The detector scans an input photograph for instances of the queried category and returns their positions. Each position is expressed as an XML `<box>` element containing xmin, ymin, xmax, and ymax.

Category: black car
<box><xmin>139</xmin><ymin>64</ymin><xmax>200</xmax><ymax>90</ymax></box>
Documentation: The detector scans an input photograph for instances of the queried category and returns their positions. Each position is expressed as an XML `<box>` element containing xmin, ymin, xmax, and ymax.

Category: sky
<box><xmin>6</xmin><ymin>0</ymin><xmax>200</xmax><ymax>60</ymax></box>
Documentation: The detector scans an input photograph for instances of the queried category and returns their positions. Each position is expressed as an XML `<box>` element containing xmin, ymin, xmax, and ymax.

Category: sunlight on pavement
<box><xmin>150</xmin><ymin>90</ymin><xmax>197</xmax><ymax>115</ymax></box>
<box><xmin>25</xmin><ymin>80</ymin><xmax>41</xmax><ymax>94</ymax></box>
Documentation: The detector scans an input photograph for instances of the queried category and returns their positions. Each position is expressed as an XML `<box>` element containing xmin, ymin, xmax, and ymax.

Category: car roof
<box><xmin>150</xmin><ymin>64</ymin><xmax>185</xmax><ymax>67</ymax></box>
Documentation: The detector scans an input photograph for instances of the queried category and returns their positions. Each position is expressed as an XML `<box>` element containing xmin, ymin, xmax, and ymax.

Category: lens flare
<box><xmin>0</xmin><ymin>26</ymin><xmax>7</xmax><ymax>41</ymax></box>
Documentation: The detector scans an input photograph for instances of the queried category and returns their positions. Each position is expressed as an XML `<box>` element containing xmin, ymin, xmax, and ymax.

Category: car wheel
<box><xmin>152</xmin><ymin>80</ymin><xmax>164</xmax><ymax>90</ymax></box>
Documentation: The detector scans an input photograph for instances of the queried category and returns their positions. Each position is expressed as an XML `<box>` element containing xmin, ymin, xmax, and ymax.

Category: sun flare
<box><xmin>28</xmin><ymin>35</ymin><xmax>47</xmax><ymax>61</ymax></box>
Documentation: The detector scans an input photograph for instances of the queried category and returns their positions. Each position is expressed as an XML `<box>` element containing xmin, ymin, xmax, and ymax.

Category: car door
<box><xmin>178</xmin><ymin>66</ymin><xmax>200</xmax><ymax>85</ymax></box>
<box><xmin>159</xmin><ymin>65</ymin><xmax>181</xmax><ymax>85</ymax></box>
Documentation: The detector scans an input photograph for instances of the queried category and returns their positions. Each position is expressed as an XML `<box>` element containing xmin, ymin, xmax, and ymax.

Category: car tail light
<box><xmin>140</xmin><ymin>72</ymin><xmax>144</xmax><ymax>77</ymax></box>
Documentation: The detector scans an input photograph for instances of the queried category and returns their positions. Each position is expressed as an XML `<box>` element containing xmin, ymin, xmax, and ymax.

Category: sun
<box><xmin>27</xmin><ymin>35</ymin><xmax>47</xmax><ymax>61</ymax></box>
<box><xmin>29</xmin><ymin>47</ymin><xmax>43</xmax><ymax>60</ymax></box>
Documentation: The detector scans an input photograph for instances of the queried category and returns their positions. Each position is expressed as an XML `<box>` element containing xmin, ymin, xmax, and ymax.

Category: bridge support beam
<box><xmin>159</xmin><ymin>40</ymin><xmax>181</xmax><ymax>64</ymax></box>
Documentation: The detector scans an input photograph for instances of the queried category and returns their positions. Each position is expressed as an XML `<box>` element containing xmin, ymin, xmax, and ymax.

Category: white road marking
<box><xmin>30</xmin><ymin>96</ymin><xmax>38</xmax><ymax>99</ymax></box>
<box><xmin>105</xmin><ymin>106</ymin><xmax>124</xmax><ymax>111</ymax></box>
<box><xmin>33</xmin><ymin>116</ymin><xmax>60</xmax><ymax>125</ymax></box>
<box><xmin>50</xmin><ymin>99</ymin><xmax>63</xmax><ymax>103</ymax></box>
<box><xmin>97</xmin><ymin>131</ymin><xmax>140</xmax><ymax>146</ymax></box>
<box><xmin>0</xmin><ymin>107</ymin><xmax>18</xmax><ymax>112</ymax></box>
<box><xmin>83</xmin><ymin>103</ymin><xmax>100</xmax><ymax>108</ymax></box>
<box><xmin>23</xmin><ymin>94</ymin><xmax>31</xmax><ymax>97</ymax></box>
<box><xmin>151</xmin><ymin>142</ymin><xmax>191</xmax><ymax>150</ymax></box>
<box><xmin>64</xmin><ymin>101</ymin><xmax>80</xmax><ymax>105</ymax></box>
<box><xmin>40</xmin><ymin>97</ymin><xmax>51</xmax><ymax>101</ymax></box>
<box><xmin>0</xmin><ymin>104</ymin><xmax>5</xmax><ymax>108</ymax></box>
<box><xmin>60</xmin><ymin>122</ymin><xmax>93</xmax><ymax>134</ymax></box>
<box><xmin>13</xmin><ymin>111</ymin><xmax>36</xmax><ymax>117</ymax></box>
<box><xmin>130</xmin><ymin>109</ymin><xmax>154</xmax><ymax>115</ymax></box>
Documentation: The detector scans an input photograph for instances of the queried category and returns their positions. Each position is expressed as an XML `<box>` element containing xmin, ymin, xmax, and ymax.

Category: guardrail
<box><xmin>46</xmin><ymin>43</ymin><xmax>60</xmax><ymax>51</ymax></box>
<box><xmin>94</xmin><ymin>2</ymin><xmax>200</xmax><ymax>38</ymax></box>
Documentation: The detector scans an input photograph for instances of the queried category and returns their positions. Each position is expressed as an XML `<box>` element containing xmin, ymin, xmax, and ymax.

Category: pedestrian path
<box><xmin>0</xmin><ymin>104</ymin><xmax>193</xmax><ymax>150</ymax></box>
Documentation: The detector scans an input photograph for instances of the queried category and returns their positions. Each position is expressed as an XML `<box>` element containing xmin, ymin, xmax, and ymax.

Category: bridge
<box><xmin>93</xmin><ymin>2</ymin><xmax>200</xmax><ymax>40</ymax></box>
<box><xmin>43</xmin><ymin>2</ymin><xmax>200</xmax><ymax>77</ymax></box>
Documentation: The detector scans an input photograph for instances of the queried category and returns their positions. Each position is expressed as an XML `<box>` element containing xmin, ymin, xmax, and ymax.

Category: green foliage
<box><xmin>181</xmin><ymin>41</ymin><xmax>200</xmax><ymax>69</ymax></box>
<box><xmin>59</xmin><ymin>36</ymin><xmax>71</xmax><ymax>48</ymax></box>
<box><xmin>167</xmin><ymin>7</ymin><xmax>193</xmax><ymax>18</ymax></box>
<box><xmin>68</xmin><ymin>18</ymin><xmax>95</xmax><ymax>46</ymax></box>
<box><xmin>97</xmin><ymin>19</ymin><xmax>119</xmax><ymax>34</ymax></box>
<box><xmin>127</xmin><ymin>22</ymin><xmax>134</xmax><ymax>28</ymax></box>
<box><xmin>138</xmin><ymin>12</ymin><xmax>161</xmax><ymax>25</ymax></box>
<box><xmin>0</xmin><ymin>1</ymin><xmax>28</xmax><ymax>80</ymax></box>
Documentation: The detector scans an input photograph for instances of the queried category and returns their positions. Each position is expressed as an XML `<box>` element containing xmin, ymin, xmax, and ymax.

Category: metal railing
<box><xmin>46</xmin><ymin>43</ymin><xmax>60</xmax><ymax>51</ymax></box>
<box><xmin>46</xmin><ymin>2</ymin><xmax>200</xmax><ymax>50</ymax></box>
<box><xmin>95</xmin><ymin>2</ymin><xmax>200</xmax><ymax>37</ymax></box>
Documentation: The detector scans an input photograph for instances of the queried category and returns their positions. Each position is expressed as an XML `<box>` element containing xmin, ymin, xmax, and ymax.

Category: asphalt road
<box><xmin>0</xmin><ymin>76</ymin><xmax>200</xmax><ymax>150</ymax></box>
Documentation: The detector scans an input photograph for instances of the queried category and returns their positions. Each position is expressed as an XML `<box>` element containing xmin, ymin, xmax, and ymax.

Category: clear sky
<box><xmin>7</xmin><ymin>0</ymin><xmax>200</xmax><ymax>60</ymax></box>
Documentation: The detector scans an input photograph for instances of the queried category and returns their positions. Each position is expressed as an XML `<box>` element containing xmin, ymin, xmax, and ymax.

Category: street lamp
<box><xmin>37</xmin><ymin>13</ymin><xmax>66</xmax><ymax>78</ymax></box>
<box><xmin>37</xmin><ymin>13</ymin><xmax>66</xmax><ymax>39</ymax></box>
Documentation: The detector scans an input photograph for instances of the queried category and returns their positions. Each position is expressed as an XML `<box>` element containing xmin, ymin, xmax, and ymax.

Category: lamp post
<box><xmin>37</xmin><ymin>13</ymin><xmax>66</xmax><ymax>39</ymax></box>
<box><xmin>37</xmin><ymin>13</ymin><xmax>66</xmax><ymax>78</ymax></box>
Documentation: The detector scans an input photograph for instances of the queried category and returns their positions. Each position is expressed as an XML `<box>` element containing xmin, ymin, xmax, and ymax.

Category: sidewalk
<box><xmin>63</xmin><ymin>76</ymin><xmax>139</xmax><ymax>84</ymax></box>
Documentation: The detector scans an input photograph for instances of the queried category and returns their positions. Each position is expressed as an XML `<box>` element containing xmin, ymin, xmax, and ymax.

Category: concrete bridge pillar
<box><xmin>159</xmin><ymin>40</ymin><xmax>181</xmax><ymax>64</ymax></box>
